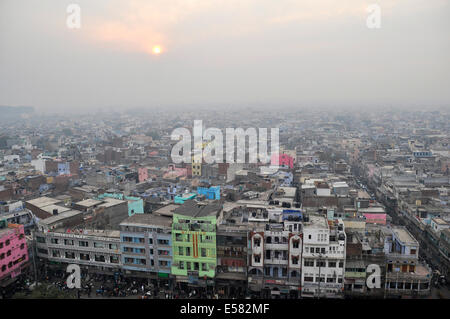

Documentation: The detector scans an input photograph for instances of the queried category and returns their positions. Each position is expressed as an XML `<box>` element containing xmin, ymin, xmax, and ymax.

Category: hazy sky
<box><xmin>0</xmin><ymin>0</ymin><xmax>449</xmax><ymax>113</ymax></box>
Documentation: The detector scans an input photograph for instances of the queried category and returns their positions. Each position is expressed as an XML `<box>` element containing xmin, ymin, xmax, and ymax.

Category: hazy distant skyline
<box><xmin>1</xmin><ymin>0</ymin><xmax>449</xmax><ymax>113</ymax></box>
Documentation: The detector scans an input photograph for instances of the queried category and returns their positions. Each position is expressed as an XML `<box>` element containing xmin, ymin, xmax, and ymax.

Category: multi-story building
<box><xmin>171</xmin><ymin>201</ymin><xmax>221</xmax><ymax>292</ymax></box>
<box><xmin>301</xmin><ymin>215</ymin><xmax>346</xmax><ymax>298</ymax></box>
<box><xmin>34</xmin><ymin>228</ymin><xmax>121</xmax><ymax>274</ymax></box>
<box><xmin>0</xmin><ymin>222</ymin><xmax>29</xmax><ymax>287</ymax></box>
<box><xmin>383</xmin><ymin>226</ymin><xmax>432</xmax><ymax>296</ymax></box>
<box><xmin>216</xmin><ymin>203</ymin><xmax>248</xmax><ymax>298</ymax></box>
<box><xmin>119</xmin><ymin>214</ymin><xmax>172</xmax><ymax>283</ymax></box>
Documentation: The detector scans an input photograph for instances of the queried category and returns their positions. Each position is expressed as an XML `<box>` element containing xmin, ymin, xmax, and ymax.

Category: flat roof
<box><xmin>432</xmin><ymin>217</ymin><xmax>449</xmax><ymax>225</ymax></box>
<box><xmin>303</xmin><ymin>214</ymin><xmax>328</xmax><ymax>229</ymax></box>
<box><xmin>26</xmin><ymin>196</ymin><xmax>61</xmax><ymax>208</ymax></box>
<box><xmin>98</xmin><ymin>197</ymin><xmax>126</xmax><ymax>207</ymax></box>
<box><xmin>75</xmin><ymin>199</ymin><xmax>103</xmax><ymax>208</ymax></box>
<box><xmin>393</xmin><ymin>228</ymin><xmax>417</xmax><ymax>245</ymax></box>
<box><xmin>121</xmin><ymin>213</ymin><xmax>172</xmax><ymax>228</ymax></box>
<box><xmin>173</xmin><ymin>200</ymin><xmax>221</xmax><ymax>218</ymax></box>
<box><xmin>39</xmin><ymin>210</ymin><xmax>83</xmax><ymax>225</ymax></box>
<box><xmin>40</xmin><ymin>205</ymin><xmax>71</xmax><ymax>215</ymax></box>
<box><xmin>153</xmin><ymin>204</ymin><xmax>179</xmax><ymax>217</ymax></box>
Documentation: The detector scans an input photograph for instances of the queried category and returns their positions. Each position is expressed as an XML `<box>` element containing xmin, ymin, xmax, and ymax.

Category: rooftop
<box><xmin>121</xmin><ymin>213</ymin><xmax>172</xmax><ymax>228</ymax></box>
<box><xmin>26</xmin><ymin>196</ymin><xmax>61</xmax><ymax>208</ymax></box>
<box><xmin>392</xmin><ymin>227</ymin><xmax>418</xmax><ymax>245</ymax></box>
<box><xmin>75</xmin><ymin>199</ymin><xmax>103</xmax><ymax>208</ymax></box>
<box><xmin>38</xmin><ymin>210</ymin><xmax>84</xmax><ymax>225</ymax></box>
<box><xmin>173</xmin><ymin>200</ymin><xmax>221</xmax><ymax>218</ymax></box>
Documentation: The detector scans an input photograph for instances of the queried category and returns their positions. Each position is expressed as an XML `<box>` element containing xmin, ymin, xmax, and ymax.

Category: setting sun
<box><xmin>152</xmin><ymin>46</ymin><xmax>162</xmax><ymax>55</ymax></box>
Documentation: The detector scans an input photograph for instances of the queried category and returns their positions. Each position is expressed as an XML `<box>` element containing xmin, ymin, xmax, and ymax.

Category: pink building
<box><xmin>0</xmin><ymin>223</ymin><xmax>28</xmax><ymax>282</ymax></box>
<box><xmin>163</xmin><ymin>164</ymin><xmax>188</xmax><ymax>179</ymax></box>
<box><xmin>138</xmin><ymin>167</ymin><xmax>149</xmax><ymax>183</ymax></box>
<box><xmin>271</xmin><ymin>153</ymin><xmax>294</xmax><ymax>169</ymax></box>
<box><xmin>364</xmin><ymin>213</ymin><xmax>387</xmax><ymax>225</ymax></box>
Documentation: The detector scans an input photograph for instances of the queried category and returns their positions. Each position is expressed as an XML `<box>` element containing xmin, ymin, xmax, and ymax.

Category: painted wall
<box><xmin>0</xmin><ymin>224</ymin><xmax>28</xmax><ymax>280</ymax></box>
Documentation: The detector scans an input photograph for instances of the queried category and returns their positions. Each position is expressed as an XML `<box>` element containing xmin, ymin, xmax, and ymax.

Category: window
<box><xmin>36</xmin><ymin>236</ymin><xmax>46</xmax><ymax>243</ymax></box>
<box><xmin>5</xmin><ymin>239</ymin><xmax>10</xmax><ymax>246</ymax></box>
<box><xmin>52</xmin><ymin>250</ymin><xmax>60</xmax><ymax>257</ymax></box>
<box><xmin>79</xmin><ymin>241</ymin><xmax>88</xmax><ymax>247</ymax></box>
<box><xmin>0</xmin><ymin>253</ymin><xmax>4</xmax><ymax>260</ymax></box>
<box><xmin>20</xmin><ymin>243</ymin><xmax>25</xmax><ymax>250</ymax></box>
<box><xmin>179</xmin><ymin>247</ymin><xmax>184</xmax><ymax>256</ymax></box>
<box><xmin>179</xmin><ymin>261</ymin><xmax>184</xmax><ymax>269</ymax></box>
<box><xmin>109</xmin><ymin>243</ymin><xmax>118</xmax><ymax>250</ymax></box>
<box><xmin>328</xmin><ymin>261</ymin><xmax>336</xmax><ymax>268</ymax></box>
<box><xmin>123</xmin><ymin>236</ymin><xmax>133</xmax><ymax>242</ymax></box>
<box><xmin>293</xmin><ymin>240</ymin><xmax>299</xmax><ymax>249</ymax></box>
<box><xmin>80</xmin><ymin>253</ymin><xmax>90</xmax><ymax>261</ymax></box>
<box><xmin>201</xmin><ymin>263</ymin><xmax>207</xmax><ymax>271</ymax></box>
<box><xmin>327</xmin><ymin>277</ymin><xmax>334</xmax><ymax>283</ymax></box>
<box><xmin>317</xmin><ymin>261</ymin><xmax>325</xmax><ymax>267</ymax></box>
<box><xmin>94</xmin><ymin>255</ymin><xmax>105</xmax><ymax>262</ymax></box>
<box><xmin>110</xmin><ymin>256</ymin><xmax>119</xmax><ymax>263</ymax></box>
<box><xmin>321</xmin><ymin>248</ymin><xmax>326</xmax><ymax>254</ymax></box>
<box><xmin>186</xmin><ymin>247</ymin><xmax>191</xmax><ymax>256</ymax></box>
<box><xmin>158</xmin><ymin>239</ymin><xmax>169</xmax><ymax>245</ymax></box>
<box><xmin>187</xmin><ymin>262</ymin><xmax>191</xmax><ymax>270</ymax></box>
<box><xmin>37</xmin><ymin>248</ymin><xmax>48</xmax><ymax>254</ymax></box>
<box><xmin>50</xmin><ymin>238</ymin><xmax>59</xmax><ymax>244</ymax></box>
<box><xmin>201</xmin><ymin>248</ymin><xmax>207</xmax><ymax>257</ymax></box>
<box><xmin>7</xmin><ymin>250</ymin><xmax>11</xmax><ymax>257</ymax></box>
<box><xmin>123</xmin><ymin>247</ymin><xmax>133</xmax><ymax>253</ymax></box>
<box><xmin>292</xmin><ymin>256</ymin><xmax>299</xmax><ymax>264</ymax></box>
<box><xmin>304</xmin><ymin>259</ymin><xmax>314</xmax><ymax>267</ymax></box>
<box><xmin>410</xmin><ymin>249</ymin><xmax>416</xmax><ymax>255</ymax></box>
<box><xmin>0</xmin><ymin>242</ymin><xmax>3</xmax><ymax>249</ymax></box>
<box><xmin>304</xmin><ymin>276</ymin><xmax>314</xmax><ymax>282</ymax></box>
<box><xmin>65</xmin><ymin>252</ymin><xmax>75</xmax><ymax>259</ymax></box>
<box><xmin>1</xmin><ymin>265</ymin><xmax>6</xmax><ymax>272</ymax></box>
<box><xmin>158</xmin><ymin>250</ymin><xmax>169</xmax><ymax>256</ymax></box>
<box><xmin>64</xmin><ymin>239</ymin><xmax>74</xmax><ymax>246</ymax></box>
<box><xmin>265</xmin><ymin>267</ymin><xmax>271</xmax><ymax>276</ymax></box>
<box><xmin>138</xmin><ymin>259</ymin><xmax>146</xmax><ymax>265</ymax></box>
<box><xmin>338</xmin><ymin>261</ymin><xmax>344</xmax><ymax>268</ymax></box>
<box><xmin>254</xmin><ymin>255</ymin><xmax>261</xmax><ymax>263</ymax></box>
<box><xmin>315</xmin><ymin>248</ymin><xmax>320</xmax><ymax>253</ymax></box>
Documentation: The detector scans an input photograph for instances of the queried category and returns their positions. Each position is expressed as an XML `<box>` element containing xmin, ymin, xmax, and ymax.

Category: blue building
<box><xmin>197</xmin><ymin>186</ymin><xmax>221</xmax><ymax>200</ymax></box>
<box><xmin>119</xmin><ymin>214</ymin><xmax>173</xmax><ymax>280</ymax></box>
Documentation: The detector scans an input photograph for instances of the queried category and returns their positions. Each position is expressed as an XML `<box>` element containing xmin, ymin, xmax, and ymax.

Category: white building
<box><xmin>301</xmin><ymin>214</ymin><xmax>346</xmax><ymax>298</ymax></box>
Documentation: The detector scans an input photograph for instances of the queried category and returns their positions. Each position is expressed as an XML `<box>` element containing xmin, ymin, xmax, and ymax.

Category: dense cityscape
<box><xmin>0</xmin><ymin>107</ymin><xmax>449</xmax><ymax>299</ymax></box>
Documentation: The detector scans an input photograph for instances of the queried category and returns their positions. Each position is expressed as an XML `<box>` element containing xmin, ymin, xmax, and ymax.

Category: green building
<box><xmin>171</xmin><ymin>200</ymin><xmax>221</xmax><ymax>280</ymax></box>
